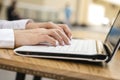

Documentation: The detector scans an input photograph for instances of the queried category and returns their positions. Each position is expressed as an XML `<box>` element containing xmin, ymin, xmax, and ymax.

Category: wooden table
<box><xmin>0</xmin><ymin>31</ymin><xmax>120</xmax><ymax>80</ymax></box>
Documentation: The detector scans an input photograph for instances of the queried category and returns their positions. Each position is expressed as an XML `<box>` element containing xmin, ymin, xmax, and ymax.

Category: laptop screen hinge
<box><xmin>103</xmin><ymin>44</ymin><xmax>112</xmax><ymax>62</ymax></box>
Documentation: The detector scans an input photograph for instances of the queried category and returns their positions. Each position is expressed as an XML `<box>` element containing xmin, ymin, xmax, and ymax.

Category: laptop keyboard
<box><xmin>46</xmin><ymin>39</ymin><xmax>97</xmax><ymax>54</ymax></box>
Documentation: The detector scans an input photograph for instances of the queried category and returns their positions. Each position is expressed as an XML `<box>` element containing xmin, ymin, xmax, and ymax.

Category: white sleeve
<box><xmin>0</xmin><ymin>29</ymin><xmax>14</xmax><ymax>48</ymax></box>
<box><xmin>0</xmin><ymin>19</ymin><xmax>32</xmax><ymax>29</ymax></box>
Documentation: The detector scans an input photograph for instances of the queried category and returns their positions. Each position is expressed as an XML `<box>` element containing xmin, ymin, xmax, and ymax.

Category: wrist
<box><xmin>14</xmin><ymin>30</ymin><xmax>24</xmax><ymax>47</ymax></box>
<box><xmin>14</xmin><ymin>30</ymin><xmax>19</xmax><ymax>47</ymax></box>
<box><xmin>25</xmin><ymin>20</ymin><xmax>34</xmax><ymax>29</ymax></box>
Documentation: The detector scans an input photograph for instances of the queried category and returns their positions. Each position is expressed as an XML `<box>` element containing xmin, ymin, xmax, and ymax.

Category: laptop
<box><xmin>14</xmin><ymin>10</ymin><xmax>120</xmax><ymax>63</ymax></box>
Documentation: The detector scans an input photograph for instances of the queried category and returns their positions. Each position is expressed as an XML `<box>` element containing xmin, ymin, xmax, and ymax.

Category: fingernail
<box><xmin>67</xmin><ymin>40</ymin><xmax>71</xmax><ymax>45</ymax></box>
<box><xmin>55</xmin><ymin>41</ymin><xmax>59</xmax><ymax>46</ymax></box>
<box><xmin>70</xmin><ymin>36</ymin><xmax>72</xmax><ymax>40</ymax></box>
<box><xmin>61</xmin><ymin>41</ymin><xmax>65</xmax><ymax>46</ymax></box>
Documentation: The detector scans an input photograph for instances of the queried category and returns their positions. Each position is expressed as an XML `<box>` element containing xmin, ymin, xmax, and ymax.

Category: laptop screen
<box><xmin>105</xmin><ymin>11</ymin><xmax>120</xmax><ymax>55</ymax></box>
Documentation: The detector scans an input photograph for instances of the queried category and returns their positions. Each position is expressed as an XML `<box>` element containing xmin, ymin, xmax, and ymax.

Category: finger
<box><xmin>40</xmin><ymin>35</ymin><xmax>58</xmax><ymax>46</ymax></box>
<box><xmin>47</xmin><ymin>22</ymin><xmax>62</xmax><ymax>30</ymax></box>
<box><xmin>56</xmin><ymin>29</ymin><xmax>70</xmax><ymax>45</ymax></box>
<box><xmin>58</xmin><ymin>24</ymin><xmax>72</xmax><ymax>40</ymax></box>
<box><xmin>48</xmin><ymin>29</ymin><xmax>64</xmax><ymax>46</ymax></box>
<box><xmin>47</xmin><ymin>22</ymin><xmax>71</xmax><ymax>40</ymax></box>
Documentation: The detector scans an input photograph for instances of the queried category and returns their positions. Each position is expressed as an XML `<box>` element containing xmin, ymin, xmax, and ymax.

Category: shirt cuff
<box><xmin>2</xmin><ymin>19</ymin><xmax>33</xmax><ymax>29</ymax></box>
<box><xmin>0</xmin><ymin>29</ymin><xmax>14</xmax><ymax>48</ymax></box>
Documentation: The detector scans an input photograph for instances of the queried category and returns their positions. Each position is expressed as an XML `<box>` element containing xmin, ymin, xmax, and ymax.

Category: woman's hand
<box><xmin>14</xmin><ymin>28</ymin><xmax>70</xmax><ymax>47</ymax></box>
<box><xmin>26</xmin><ymin>22</ymin><xmax>72</xmax><ymax>40</ymax></box>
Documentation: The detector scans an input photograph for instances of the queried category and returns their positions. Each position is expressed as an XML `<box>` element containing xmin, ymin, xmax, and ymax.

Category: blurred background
<box><xmin>0</xmin><ymin>0</ymin><xmax>120</xmax><ymax>80</ymax></box>
<box><xmin>0</xmin><ymin>0</ymin><xmax>120</xmax><ymax>26</ymax></box>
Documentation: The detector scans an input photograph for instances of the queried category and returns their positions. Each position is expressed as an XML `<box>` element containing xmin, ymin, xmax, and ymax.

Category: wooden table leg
<box><xmin>15</xmin><ymin>72</ymin><xmax>41</xmax><ymax>80</ymax></box>
<box><xmin>33</xmin><ymin>76</ymin><xmax>41</xmax><ymax>80</ymax></box>
<box><xmin>15</xmin><ymin>72</ymin><xmax>26</xmax><ymax>80</ymax></box>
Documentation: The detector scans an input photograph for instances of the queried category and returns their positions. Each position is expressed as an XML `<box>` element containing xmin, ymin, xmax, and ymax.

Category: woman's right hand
<box><xmin>14</xmin><ymin>28</ymin><xmax>70</xmax><ymax>47</ymax></box>
<box><xmin>26</xmin><ymin>22</ymin><xmax>72</xmax><ymax>40</ymax></box>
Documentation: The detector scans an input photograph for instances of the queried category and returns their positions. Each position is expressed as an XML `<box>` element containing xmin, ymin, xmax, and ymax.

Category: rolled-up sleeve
<box><xmin>0</xmin><ymin>19</ymin><xmax>33</xmax><ymax>29</ymax></box>
<box><xmin>0</xmin><ymin>29</ymin><xmax>14</xmax><ymax>48</ymax></box>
